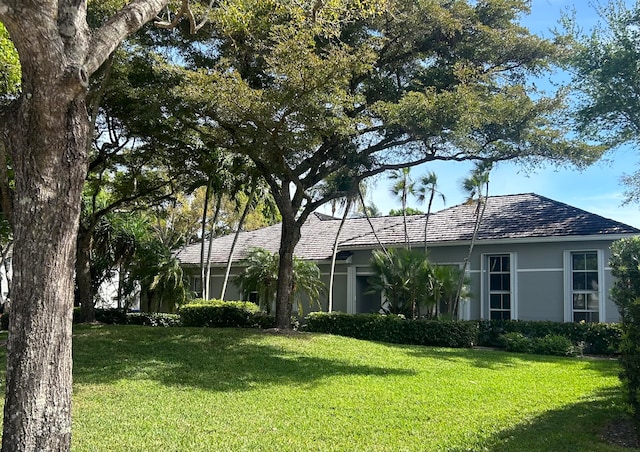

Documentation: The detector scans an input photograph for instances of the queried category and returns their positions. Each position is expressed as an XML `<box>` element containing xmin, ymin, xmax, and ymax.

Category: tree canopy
<box><xmin>165</xmin><ymin>0</ymin><xmax>602</xmax><ymax>328</ymax></box>
<box><xmin>563</xmin><ymin>0</ymin><xmax>640</xmax><ymax>202</ymax></box>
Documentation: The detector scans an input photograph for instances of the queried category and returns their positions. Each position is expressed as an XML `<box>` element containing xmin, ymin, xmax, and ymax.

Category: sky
<box><xmin>325</xmin><ymin>0</ymin><xmax>640</xmax><ymax>229</ymax></box>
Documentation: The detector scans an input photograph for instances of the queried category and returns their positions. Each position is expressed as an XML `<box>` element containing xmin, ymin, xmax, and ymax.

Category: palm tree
<box><xmin>220</xmin><ymin>176</ymin><xmax>263</xmax><ymax>300</ymax></box>
<box><xmin>234</xmin><ymin>247</ymin><xmax>279</xmax><ymax>314</ymax></box>
<box><xmin>453</xmin><ymin>161</ymin><xmax>492</xmax><ymax>318</ymax></box>
<box><xmin>389</xmin><ymin>167</ymin><xmax>416</xmax><ymax>248</ymax></box>
<box><xmin>324</xmin><ymin>174</ymin><xmax>363</xmax><ymax>312</ymax></box>
<box><xmin>367</xmin><ymin>247</ymin><xmax>432</xmax><ymax>319</ymax></box>
<box><xmin>415</xmin><ymin>172</ymin><xmax>446</xmax><ymax>253</ymax></box>
<box><xmin>235</xmin><ymin>247</ymin><xmax>325</xmax><ymax>316</ymax></box>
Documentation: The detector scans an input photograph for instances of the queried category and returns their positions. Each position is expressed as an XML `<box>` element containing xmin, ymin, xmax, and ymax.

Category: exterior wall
<box><xmin>345</xmin><ymin>238</ymin><xmax>622</xmax><ymax>323</ymax></box>
<box><xmin>181</xmin><ymin>237</ymin><xmax>624</xmax><ymax>323</ymax></box>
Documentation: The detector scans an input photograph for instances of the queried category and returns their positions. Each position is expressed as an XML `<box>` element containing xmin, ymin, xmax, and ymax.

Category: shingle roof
<box><xmin>175</xmin><ymin>212</ymin><xmax>406</xmax><ymax>265</ymax></box>
<box><xmin>340</xmin><ymin>193</ymin><xmax>639</xmax><ymax>248</ymax></box>
<box><xmin>175</xmin><ymin>193</ymin><xmax>639</xmax><ymax>265</ymax></box>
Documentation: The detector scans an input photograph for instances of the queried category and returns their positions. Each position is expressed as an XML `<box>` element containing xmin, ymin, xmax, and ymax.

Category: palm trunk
<box><xmin>424</xmin><ymin>191</ymin><xmax>435</xmax><ymax>253</ymax></box>
<box><xmin>358</xmin><ymin>187</ymin><xmax>389</xmax><ymax>258</ymax></box>
<box><xmin>221</xmin><ymin>181</ymin><xmax>257</xmax><ymax>300</ymax></box>
<box><xmin>204</xmin><ymin>192</ymin><xmax>222</xmax><ymax>299</ymax></box>
<box><xmin>329</xmin><ymin>198</ymin><xmax>352</xmax><ymax>312</ymax></box>
<box><xmin>199</xmin><ymin>178</ymin><xmax>212</xmax><ymax>299</ymax></box>
<box><xmin>453</xmin><ymin>188</ymin><xmax>489</xmax><ymax>318</ymax></box>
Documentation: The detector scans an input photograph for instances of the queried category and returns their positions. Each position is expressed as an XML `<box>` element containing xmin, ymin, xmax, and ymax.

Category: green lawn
<box><xmin>4</xmin><ymin>325</ymin><xmax>634</xmax><ymax>451</ymax></box>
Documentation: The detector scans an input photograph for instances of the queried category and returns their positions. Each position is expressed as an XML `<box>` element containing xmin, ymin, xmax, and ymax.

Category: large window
<box><xmin>571</xmin><ymin>251</ymin><xmax>599</xmax><ymax>322</ymax></box>
<box><xmin>488</xmin><ymin>254</ymin><xmax>511</xmax><ymax>320</ymax></box>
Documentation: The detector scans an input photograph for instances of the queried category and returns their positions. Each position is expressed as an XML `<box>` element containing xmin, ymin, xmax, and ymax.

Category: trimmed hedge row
<box><xmin>302</xmin><ymin>312</ymin><xmax>622</xmax><ymax>355</ymax></box>
<box><xmin>303</xmin><ymin>312</ymin><xmax>478</xmax><ymax>348</ymax></box>
<box><xmin>477</xmin><ymin>319</ymin><xmax>621</xmax><ymax>355</ymax></box>
<box><xmin>178</xmin><ymin>299</ymin><xmax>275</xmax><ymax>329</ymax></box>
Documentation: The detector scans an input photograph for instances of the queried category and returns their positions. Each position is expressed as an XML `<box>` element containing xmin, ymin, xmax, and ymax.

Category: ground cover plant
<box><xmin>0</xmin><ymin>326</ymin><xmax>632</xmax><ymax>451</ymax></box>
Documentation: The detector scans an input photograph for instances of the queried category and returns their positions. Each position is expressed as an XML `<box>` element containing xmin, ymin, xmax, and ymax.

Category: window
<box><xmin>571</xmin><ymin>251</ymin><xmax>599</xmax><ymax>322</ymax></box>
<box><xmin>190</xmin><ymin>276</ymin><xmax>202</xmax><ymax>298</ymax></box>
<box><xmin>488</xmin><ymin>254</ymin><xmax>511</xmax><ymax>320</ymax></box>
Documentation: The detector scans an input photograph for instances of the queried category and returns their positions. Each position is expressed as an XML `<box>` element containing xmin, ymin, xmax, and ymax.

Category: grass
<box><xmin>0</xmin><ymin>325</ymin><xmax>634</xmax><ymax>451</ymax></box>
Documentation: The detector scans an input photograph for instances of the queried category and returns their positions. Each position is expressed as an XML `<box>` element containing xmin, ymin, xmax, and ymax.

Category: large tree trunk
<box><xmin>274</xmin><ymin>214</ymin><xmax>301</xmax><ymax>329</ymax></box>
<box><xmin>76</xmin><ymin>227</ymin><xmax>96</xmax><ymax>322</ymax></box>
<box><xmin>0</xmin><ymin>2</ymin><xmax>172</xmax><ymax>450</ymax></box>
<box><xmin>2</xmin><ymin>91</ymin><xmax>88</xmax><ymax>450</ymax></box>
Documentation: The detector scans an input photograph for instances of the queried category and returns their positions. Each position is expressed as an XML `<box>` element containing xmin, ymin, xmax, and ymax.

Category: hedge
<box><xmin>302</xmin><ymin>312</ymin><xmax>478</xmax><ymax>348</ymax></box>
<box><xmin>477</xmin><ymin>319</ymin><xmax>621</xmax><ymax>355</ymax></box>
<box><xmin>178</xmin><ymin>299</ymin><xmax>275</xmax><ymax>329</ymax></box>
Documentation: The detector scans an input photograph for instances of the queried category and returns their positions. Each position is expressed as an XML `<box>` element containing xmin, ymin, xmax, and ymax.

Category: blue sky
<box><xmin>352</xmin><ymin>0</ymin><xmax>640</xmax><ymax>228</ymax></box>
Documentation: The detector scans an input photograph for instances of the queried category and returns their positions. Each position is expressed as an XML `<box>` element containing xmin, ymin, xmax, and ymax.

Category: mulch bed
<box><xmin>601</xmin><ymin>417</ymin><xmax>639</xmax><ymax>449</ymax></box>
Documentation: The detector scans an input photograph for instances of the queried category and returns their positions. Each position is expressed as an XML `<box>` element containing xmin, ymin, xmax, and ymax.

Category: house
<box><xmin>175</xmin><ymin>193</ymin><xmax>639</xmax><ymax>322</ymax></box>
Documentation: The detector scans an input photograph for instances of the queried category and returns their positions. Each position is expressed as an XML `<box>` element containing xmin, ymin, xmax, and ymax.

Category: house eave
<box><xmin>338</xmin><ymin>232</ymin><xmax>639</xmax><ymax>251</ymax></box>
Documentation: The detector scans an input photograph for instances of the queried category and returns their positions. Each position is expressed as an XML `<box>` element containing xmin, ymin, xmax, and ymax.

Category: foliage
<box><xmin>303</xmin><ymin>312</ymin><xmax>478</xmax><ymax>348</ymax></box>
<box><xmin>610</xmin><ymin>237</ymin><xmax>640</xmax><ymax>427</ymax></box>
<box><xmin>0</xmin><ymin>23</ymin><xmax>20</xmax><ymax>96</ymax></box>
<box><xmin>234</xmin><ymin>247</ymin><xmax>325</xmax><ymax>316</ymax></box>
<box><xmin>126</xmin><ymin>312</ymin><xmax>182</xmax><ymax>327</ymax></box>
<box><xmin>367</xmin><ymin>248</ymin><xmax>433</xmax><ymax>318</ymax></box>
<box><xmin>178</xmin><ymin>299</ymin><xmax>274</xmax><ymax>328</ymax></box>
<box><xmin>499</xmin><ymin>332</ymin><xmax>576</xmax><ymax>356</ymax></box>
<box><xmin>234</xmin><ymin>247</ymin><xmax>279</xmax><ymax>313</ymax></box>
<box><xmin>388</xmin><ymin>207</ymin><xmax>424</xmax><ymax>216</ymax></box>
<box><xmin>476</xmin><ymin>319</ymin><xmax>622</xmax><ymax>356</ymax></box>
<box><xmin>174</xmin><ymin>0</ymin><xmax>601</xmax><ymax>328</ymax></box>
<box><xmin>563</xmin><ymin>1</ymin><xmax>640</xmax><ymax>203</ymax></box>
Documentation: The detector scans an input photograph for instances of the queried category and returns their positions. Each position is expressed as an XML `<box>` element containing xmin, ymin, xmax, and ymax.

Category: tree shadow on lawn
<box><xmin>451</xmin><ymin>386</ymin><xmax>637</xmax><ymax>452</ymax></box>
<box><xmin>71</xmin><ymin>325</ymin><xmax>415</xmax><ymax>392</ymax></box>
<box><xmin>388</xmin><ymin>342</ymin><xmax>621</xmax><ymax>378</ymax></box>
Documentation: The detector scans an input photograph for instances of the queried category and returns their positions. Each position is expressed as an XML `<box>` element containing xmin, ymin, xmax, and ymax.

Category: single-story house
<box><xmin>175</xmin><ymin>193</ymin><xmax>639</xmax><ymax>322</ymax></box>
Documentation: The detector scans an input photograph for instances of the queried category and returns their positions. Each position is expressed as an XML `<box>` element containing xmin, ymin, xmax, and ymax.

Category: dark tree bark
<box><xmin>275</xmin><ymin>213</ymin><xmax>300</xmax><ymax>329</ymax></box>
<box><xmin>0</xmin><ymin>1</ymin><xmax>172</xmax><ymax>449</ymax></box>
<box><xmin>76</xmin><ymin>227</ymin><xmax>96</xmax><ymax>322</ymax></box>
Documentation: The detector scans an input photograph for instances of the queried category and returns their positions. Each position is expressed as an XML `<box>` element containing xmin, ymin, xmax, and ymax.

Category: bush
<box><xmin>478</xmin><ymin>320</ymin><xmax>621</xmax><ymax>356</ymax></box>
<box><xmin>302</xmin><ymin>312</ymin><xmax>478</xmax><ymax>348</ymax></box>
<box><xmin>0</xmin><ymin>313</ymin><xmax>7</xmax><ymax>331</ymax></box>
<box><xmin>179</xmin><ymin>299</ymin><xmax>264</xmax><ymax>328</ymax></box>
<box><xmin>127</xmin><ymin>312</ymin><xmax>181</xmax><ymax>327</ymax></box>
<box><xmin>94</xmin><ymin>308</ymin><xmax>128</xmax><ymax>325</ymax></box>
<box><xmin>499</xmin><ymin>333</ymin><xmax>575</xmax><ymax>356</ymax></box>
<box><xmin>610</xmin><ymin>237</ymin><xmax>640</xmax><ymax>428</ymax></box>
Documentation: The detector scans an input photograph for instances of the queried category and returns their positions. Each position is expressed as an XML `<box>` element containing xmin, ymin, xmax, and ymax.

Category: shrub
<box><xmin>477</xmin><ymin>320</ymin><xmax>621</xmax><ymax>356</ymax></box>
<box><xmin>127</xmin><ymin>312</ymin><xmax>181</xmax><ymax>327</ymax></box>
<box><xmin>499</xmin><ymin>332</ymin><xmax>534</xmax><ymax>354</ymax></box>
<box><xmin>179</xmin><ymin>299</ymin><xmax>262</xmax><ymax>328</ymax></box>
<box><xmin>499</xmin><ymin>333</ymin><xmax>574</xmax><ymax>356</ymax></box>
<box><xmin>0</xmin><ymin>312</ymin><xmax>7</xmax><ymax>331</ymax></box>
<box><xmin>610</xmin><ymin>237</ymin><xmax>640</xmax><ymax>428</ymax></box>
<box><xmin>251</xmin><ymin>312</ymin><xmax>276</xmax><ymax>329</ymax></box>
<box><xmin>94</xmin><ymin>308</ymin><xmax>128</xmax><ymax>325</ymax></box>
<box><xmin>302</xmin><ymin>312</ymin><xmax>478</xmax><ymax>348</ymax></box>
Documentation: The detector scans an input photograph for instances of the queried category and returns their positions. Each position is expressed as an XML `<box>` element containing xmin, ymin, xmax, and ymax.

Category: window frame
<box><xmin>563</xmin><ymin>249</ymin><xmax>605</xmax><ymax>323</ymax></box>
<box><xmin>481</xmin><ymin>253</ymin><xmax>517</xmax><ymax>320</ymax></box>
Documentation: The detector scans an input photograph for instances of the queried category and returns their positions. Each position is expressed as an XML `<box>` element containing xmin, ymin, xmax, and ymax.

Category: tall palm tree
<box><xmin>389</xmin><ymin>167</ymin><xmax>415</xmax><ymax>248</ymax></box>
<box><xmin>453</xmin><ymin>161</ymin><xmax>492</xmax><ymax>318</ymax></box>
<box><xmin>415</xmin><ymin>171</ymin><xmax>445</xmax><ymax>253</ymax></box>
<box><xmin>326</xmin><ymin>177</ymin><xmax>363</xmax><ymax>312</ymax></box>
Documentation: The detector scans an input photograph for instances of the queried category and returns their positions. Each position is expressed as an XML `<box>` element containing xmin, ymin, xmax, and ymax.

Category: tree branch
<box><xmin>85</xmin><ymin>0</ymin><xmax>171</xmax><ymax>75</ymax></box>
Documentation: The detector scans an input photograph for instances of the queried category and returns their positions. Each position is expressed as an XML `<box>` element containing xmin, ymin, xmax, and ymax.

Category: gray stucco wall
<box><xmin>181</xmin><ymin>237</ymin><xmax>624</xmax><ymax>323</ymax></box>
<box><xmin>345</xmin><ymin>238</ymin><xmax>622</xmax><ymax>323</ymax></box>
